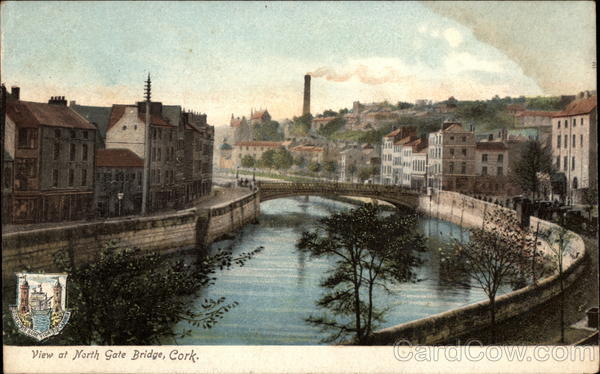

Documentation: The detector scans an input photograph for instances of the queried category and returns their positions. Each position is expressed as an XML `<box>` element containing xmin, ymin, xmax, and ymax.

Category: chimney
<box><xmin>69</xmin><ymin>100</ymin><xmax>76</xmax><ymax>107</ymax></box>
<box><xmin>11</xmin><ymin>86</ymin><xmax>20</xmax><ymax>100</ymax></box>
<box><xmin>48</xmin><ymin>96</ymin><xmax>67</xmax><ymax>106</ymax></box>
<box><xmin>303</xmin><ymin>74</ymin><xmax>311</xmax><ymax>116</ymax></box>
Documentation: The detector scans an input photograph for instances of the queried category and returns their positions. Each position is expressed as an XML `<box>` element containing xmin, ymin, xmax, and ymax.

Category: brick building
<box><xmin>5</xmin><ymin>92</ymin><xmax>97</xmax><ymax>223</ymax></box>
<box><xmin>95</xmin><ymin>148</ymin><xmax>143</xmax><ymax>217</ymax></box>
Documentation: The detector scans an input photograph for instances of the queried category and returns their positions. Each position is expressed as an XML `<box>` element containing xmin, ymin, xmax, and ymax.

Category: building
<box><xmin>551</xmin><ymin>94</ymin><xmax>597</xmax><ymax>204</ymax></box>
<box><xmin>380</xmin><ymin>126</ymin><xmax>417</xmax><ymax>185</ymax></box>
<box><xmin>515</xmin><ymin>110</ymin><xmax>559</xmax><ymax>128</ymax></box>
<box><xmin>399</xmin><ymin>137</ymin><xmax>427</xmax><ymax>189</ymax></box>
<box><xmin>105</xmin><ymin>102</ymin><xmax>178</xmax><ymax>212</ymax></box>
<box><xmin>5</xmin><ymin>93</ymin><xmax>97</xmax><ymax>223</ymax></box>
<box><xmin>181</xmin><ymin>111</ymin><xmax>214</xmax><ymax>202</ymax></box>
<box><xmin>427</xmin><ymin>121</ymin><xmax>476</xmax><ymax>193</ymax></box>
<box><xmin>233</xmin><ymin>141</ymin><xmax>282</xmax><ymax>167</ymax></box>
<box><xmin>311</xmin><ymin>116</ymin><xmax>336</xmax><ymax>132</ymax></box>
<box><xmin>290</xmin><ymin>144</ymin><xmax>325</xmax><ymax>165</ymax></box>
<box><xmin>230</xmin><ymin>115</ymin><xmax>251</xmax><ymax>144</ymax></box>
<box><xmin>94</xmin><ymin>148</ymin><xmax>143</xmax><ymax>217</ymax></box>
<box><xmin>411</xmin><ymin>145</ymin><xmax>428</xmax><ymax>191</ymax></box>
<box><xmin>218</xmin><ymin>141</ymin><xmax>234</xmax><ymax>169</ymax></box>
<box><xmin>473</xmin><ymin>141</ymin><xmax>518</xmax><ymax>196</ymax></box>
<box><xmin>249</xmin><ymin>109</ymin><xmax>271</xmax><ymax>126</ymax></box>
<box><xmin>69</xmin><ymin>102</ymin><xmax>112</xmax><ymax>148</ymax></box>
<box><xmin>392</xmin><ymin>135</ymin><xmax>418</xmax><ymax>185</ymax></box>
<box><xmin>338</xmin><ymin>144</ymin><xmax>380</xmax><ymax>182</ymax></box>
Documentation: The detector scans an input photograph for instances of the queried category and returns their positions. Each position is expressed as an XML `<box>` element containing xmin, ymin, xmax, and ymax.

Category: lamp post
<box><xmin>117</xmin><ymin>192</ymin><xmax>124</xmax><ymax>216</ymax></box>
<box><xmin>252</xmin><ymin>168</ymin><xmax>256</xmax><ymax>183</ymax></box>
<box><xmin>236</xmin><ymin>166</ymin><xmax>240</xmax><ymax>186</ymax></box>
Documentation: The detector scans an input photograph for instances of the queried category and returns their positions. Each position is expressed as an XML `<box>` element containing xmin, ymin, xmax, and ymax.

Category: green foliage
<box><xmin>297</xmin><ymin>204</ymin><xmax>426</xmax><ymax>344</ymax></box>
<box><xmin>3</xmin><ymin>240</ymin><xmax>262</xmax><ymax>345</ymax></box>
<box><xmin>241</xmin><ymin>155</ymin><xmax>255</xmax><ymax>168</ymax></box>
<box><xmin>512</xmin><ymin>140</ymin><xmax>555</xmax><ymax>199</ymax></box>
<box><xmin>455</xmin><ymin>100</ymin><xmax>514</xmax><ymax>130</ymax></box>
<box><xmin>320</xmin><ymin>109</ymin><xmax>338</xmax><ymax>117</ymax></box>
<box><xmin>396</xmin><ymin>101</ymin><xmax>414</xmax><ymax>110</ymax></box>
<box><xmin>358</xmin><ymin>166</ymin><xmax>378</xmax><ymax>182</ymax></box>
<box><xmin>253</xmin><ymin>120</ymin><xmax>283</xmax><ymax>141</ymax></box>
<box><xmin>323</xmin><ymin>161</ymin><xmax>337</xmax><ymax>177</ymax></box>
<box><xmin>307</xmin><ymin>161</ymin><xmax>321</xmax><ymax>173</ymax></box>
<box><xmin>271</xmin><ymin>147</ymin><xmax>294</xmax><ymax>170</ymax></box>
<box><xmin>294</xmin><ymin>155</ymin><xmax>306</xmax><ymax>168</ymax></box>
<box><xmin>258</xmin><ymin>149</ymin><xmax>276</xmax><ymax>169</ymax></box>
<box><xmin>317</xmin><ymin>117</ymin><xmax>346</xmax><ymax>138</ymax></box>
<box><xmin>525</xmin><ymin>96</ymin><xmax>564</xmax><ymax>111</ymax></box>
<box><xmin>290</xmin><ymin>114</ymin><xmax>313</xmax><ymax>136</ymax></box>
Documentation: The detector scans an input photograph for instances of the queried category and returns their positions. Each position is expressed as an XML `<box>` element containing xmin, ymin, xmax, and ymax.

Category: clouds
<box><xmin>418</xmin><ymin>23</ymin><xmax>464</xmax><ymax>48</ymax></box>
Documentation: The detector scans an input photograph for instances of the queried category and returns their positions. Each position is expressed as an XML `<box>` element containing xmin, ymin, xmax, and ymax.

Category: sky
<box><xmin>1</xmin><ymin>1</ymin><xmax>596</xmax><ymax>127</ymax></box>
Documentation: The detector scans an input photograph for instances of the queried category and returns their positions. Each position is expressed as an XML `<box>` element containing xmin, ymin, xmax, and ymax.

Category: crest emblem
<box><xmin>10</xmin><ymin>273</ymin><xmax>71</xmax><ymax>341</ymax></box>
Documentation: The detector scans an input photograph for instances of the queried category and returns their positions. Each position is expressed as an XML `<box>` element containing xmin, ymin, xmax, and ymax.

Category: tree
<box><xmin>323</xmin><ymin>161</ymin><xmax>337</xmax><ymax>179</ymax></box>
<box><xmin>259</xmin><ymin>149</ymin><xmax>276</xmax><ymax>169</ymax></box>
<box><xmin>396</xmin><ymin>101</ymin><xmax>414</xmax><ymax>110</ymax></box>
<box><xmin>358</xmin><ymin>166</ymin><xmax>377</xmax><ymax>182</ymax></box>
<box><xmin>4</xmin><ymin>240</ymin><xmax>262</xmax><ymax>345</ymax></box>
<box><xmin>348</xmin><ymin>163</ymin><xmax>358</xmax><ymax>182</ymax></box>
<box><xmin>539</xmin><ymin>226</ymin><xmax>575</xmax><ymax>343</ymax></box>
<box><xmin>253</xmin><ymin>120</ymin><xmax>283</xmax><ymax>141</ymax></box>
<box><xmin>582</xmin><ymin>185</ymin><xmax>598</xmax><ymax>224</ymax></box>
<box><xmin>308</xmin><ymin>161</ymin><xmax>321</xmax><ymax>174</ymax></box>
<box><xmin>272</xmin><ymin>147</ymin><xmax>294</xmax><ymax>171</ymax></box>
<box><xmin>241</xmin><ymin>155</ymin><xmax>255</xmax><ymax>168</ymax></box>
<box><xmin>294</xmin><ymin>155</ymin><xmax>306</xmax><ymax>168</ymax></box>
<box><xmin>448</xmin><ymin>208</ymin><xmax>542</xmax><ymax>343</ymax></box>
<box><xmin>318</xmin><ymin>117</ymin><xmax>346</xmax><ymax>138</ymax></box>
<box><xmin>296</xmin><ymin>204</ymin><xmax>426</xmax><ymax>344</ymax></box>
<box><xmin>290</xmin><ymin>114</ymin><xmax>313</xmax><ymax>136</ymax></box>
<box><xmin>512</xmin><ymin>140</ymin><xmax>555</xmax><ymax>200</ymax></box>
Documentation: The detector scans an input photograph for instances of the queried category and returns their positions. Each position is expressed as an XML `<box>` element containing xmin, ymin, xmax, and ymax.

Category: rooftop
<box><xmin>554</xmin><ymin>96</ymin><xmax>597</xmax><ymax>117</ymax></box>
<box><xmin>7</xmin><ymin>100</ymin><xmax>97</xmax><ymax>130</ymax></box>
<box><xmin>476</xmin><ymin>141</ymin><xmax>507</xmax><ymax>151</ymax></box>
<box><xmin>96</xmin><ymin>148</ymin><xmax>144</xmax><ymax>168</ymax></box>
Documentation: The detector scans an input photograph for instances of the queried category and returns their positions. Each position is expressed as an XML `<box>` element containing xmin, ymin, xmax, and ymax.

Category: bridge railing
<box><xmin>256</xmin><ymin>181</ymin><xmax>417</xmax><ymax>195</ymax></box>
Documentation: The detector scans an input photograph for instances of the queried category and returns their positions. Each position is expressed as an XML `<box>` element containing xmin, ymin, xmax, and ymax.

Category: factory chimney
<box><xmin>302</xmin><ymin>74</ymin><xmax>311</xmax><ymax>116</ymax></box>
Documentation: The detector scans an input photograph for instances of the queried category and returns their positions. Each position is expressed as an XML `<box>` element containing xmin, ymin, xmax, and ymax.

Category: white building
<box><xmin>551</xmin><ymin>94</ymin><xmax>597</xmax><ymax>204</ymax></box>
<box><xmin>380</xmin><ymin>127</ymin><xmax>416</xmax><ymax>185</ymax></box>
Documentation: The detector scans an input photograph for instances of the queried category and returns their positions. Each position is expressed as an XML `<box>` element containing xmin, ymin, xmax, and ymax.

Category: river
<box><xmin>173</xmin><ymin>196</ymin><xmax>501</xmax><ymax>345</ymax></box>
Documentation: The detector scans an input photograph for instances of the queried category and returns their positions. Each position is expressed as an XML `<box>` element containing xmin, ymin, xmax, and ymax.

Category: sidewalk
<box><xmin>2</xmin><ymin>186</ymin><xmax>251</xmax><ymax>235</ymax></box>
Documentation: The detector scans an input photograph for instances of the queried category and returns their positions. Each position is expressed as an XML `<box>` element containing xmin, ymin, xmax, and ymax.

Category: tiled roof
<box><xmin>516</xmin><ymin>110</ymin><xmax>560</xmax><ymax>118</ymax></box>
<box><xmin>96</xmin><ymin>148</ymin><xmax>144</xmax><ymax>168</ymax></box>
<box><xmin>384</xmin><ymin>128</ymin><xmax>403</xmax><ymax>138</ymax></box>
<box><xmin>554</xmin><ymin>96</ymin><xmax>597</xmax><ymax>117</ymax></box>
<box><xmin>476</xmin><ymin>142</ymin><xmax>507</xmax><ymax>151</ymax></box>
<box><xmin>6</xmin><ymin>100</ymin><xmax>96</xmax><ymax>130</ymax></box>
<box><xmin>235</xmin><ymin>141</ymin><xmax>282</xmax><ymax>147</ymax></box>
<box><xmin>107</xmin><ymin>104</ymin><xmax>173</xmax><ymax>131</ymax></box>
<box><xmin>393</xmin><ymin>136</ymin><xmax>417</xmax><ymax>146</ymax></box>
<box><xmin>251</xmin><ymin>110</ymin><xmax>269</xmax><ymax>120</ymax></box>
<box><xmin>291</xmin><ymin>145</ymin><xmax>324</xmax><ymax>152</ymax></box>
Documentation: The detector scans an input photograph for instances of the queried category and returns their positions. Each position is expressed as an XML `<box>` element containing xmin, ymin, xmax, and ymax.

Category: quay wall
<box><xmin>2</xmin><ymin>191</ymin><xmax>260</xmax><ymax>282</ymax></box>
<box><xmin>370</xmin><ymin>190</ymin><xmax>587</xmax><ymax>345</ymax></box>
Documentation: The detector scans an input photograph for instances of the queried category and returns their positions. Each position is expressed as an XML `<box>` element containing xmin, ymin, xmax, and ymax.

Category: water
<box><xmin>31</xmin><ymin>310</ymin><xmax>51</xmax><ymax>332</ymax></box>
<box><xmin>173</xmin><ymin>197</ymin><xmax>501</xmax><ymax>345</ymax></box>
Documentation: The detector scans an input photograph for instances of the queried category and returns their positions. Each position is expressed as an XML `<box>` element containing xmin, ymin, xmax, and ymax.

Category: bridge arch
<box><xmin>257</xmin><ymin>182</ymin><xmax>420</xmax><ymax>210</ymax></box>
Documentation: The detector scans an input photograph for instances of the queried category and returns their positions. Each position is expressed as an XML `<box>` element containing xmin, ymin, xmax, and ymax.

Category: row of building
<box><xmin>379</xmin><ymin>93</ymin><xmax>597</xmax><ymax>203</ymax></box>
<box><xmin>2</xmin><ymin>85</ymin><xmax>214</xmax><ymax>224</ymax></box>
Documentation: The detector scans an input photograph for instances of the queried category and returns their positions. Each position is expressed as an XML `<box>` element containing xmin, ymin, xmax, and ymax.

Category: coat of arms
<box><xmin>10</xmin><ymin>273</ymin><xmax>71</xmax><ymax>341</ymax></box>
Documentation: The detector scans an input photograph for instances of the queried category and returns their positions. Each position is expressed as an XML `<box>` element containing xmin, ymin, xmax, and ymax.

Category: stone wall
<box><xmin>370</xmin><ymin>190</ymin><xmax>587</xmax><ymax>345</ymax></box>
<box><xmin>2</xmin><ymin>191</ymin><xmax>261</xmax><ymax>282</ymax></box>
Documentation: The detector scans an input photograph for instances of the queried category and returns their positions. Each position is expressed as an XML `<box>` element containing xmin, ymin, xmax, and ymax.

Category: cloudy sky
<box><xmin>1</xmin><ymin>1</ymin><xmax>596</xmax><ymax>126</ymax></box>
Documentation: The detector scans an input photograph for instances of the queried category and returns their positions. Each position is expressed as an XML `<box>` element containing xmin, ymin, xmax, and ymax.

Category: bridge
<box><xmin>257</xmin><ymin>182</ymin><xmax>421</xmax><ymax>209</ymax></box>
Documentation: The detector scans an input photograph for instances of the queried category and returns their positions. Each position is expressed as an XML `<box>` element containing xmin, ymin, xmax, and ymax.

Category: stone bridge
<box><xmin>257</xmin><ymin>181</ymin><xmax>421</xmax><ymax>209</ymax></box>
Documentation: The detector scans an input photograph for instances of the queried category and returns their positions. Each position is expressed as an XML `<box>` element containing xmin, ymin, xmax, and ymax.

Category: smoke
<box><xmin>308</xmin><ymin>64</ymin><xmax>415</xmax><ymax>86</ymax></box>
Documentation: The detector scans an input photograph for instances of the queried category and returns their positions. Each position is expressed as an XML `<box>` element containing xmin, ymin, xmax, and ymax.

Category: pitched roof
<box><xmin>516</xmin><ymin>110</ymin><xmax>560</xmax><ymax>118</ymax></box>
<box><xmin>6</xmin><ymin>101</ymin><xmax>96</xmax><ymax>130</ymax></box>
<box><xmin>384</xmin><ymin>128</ymin><xmax>403</xmax><ymax>138</ymax></box>
<box><xmin>554</xmin><ymin>96</ymin><xmax>597</xmax><ymax>117</ymax></box>
<box><xmin>393</xmin><ymin>136</ymin><xmax>417</xmax><ymax>146</ymax></box>
<box><xmin>107</xmin><ymin>104</ymin><xmax>173</xmax><ymax>131</ymax></box>
<box><xmin>250</xmin><ymin>110</ymin><xmax>270</xmax><ymax>120</ymax></box>
<box><xmin>70</xmin><ymin>104</ymin><xmax>112</xmax><ymax>139</ymax></box>
<box><xmin>96</xmin><ymin>148</ymin><xmax>144</xmax><ymax>168</ymax></box>
<box><xmin>235</xmin><ymin>141</ymin><xmax>282</xmax><ymax>147</ymax></box>
<box><xmin>230</xmin><ymin>117</ymin><xmax>246</xmax><ymax>128</ymax></box>
<box><xmin>476</xmin><ymin>141</ymin><xmax>507</xmax><ymax>151</ymax></box>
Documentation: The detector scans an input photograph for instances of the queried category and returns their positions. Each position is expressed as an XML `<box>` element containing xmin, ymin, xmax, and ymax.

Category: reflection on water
<box><xmin>173</xmin><ymin>197</ymin><xmax>503</xmax><ymax>345</ymax></box>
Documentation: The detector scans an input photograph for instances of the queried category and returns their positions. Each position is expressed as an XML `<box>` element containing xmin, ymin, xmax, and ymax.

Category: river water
<box><xmin>173</xmin><ymin>196</ymin><xmax>500</xmax><ymax>345</ymax></box>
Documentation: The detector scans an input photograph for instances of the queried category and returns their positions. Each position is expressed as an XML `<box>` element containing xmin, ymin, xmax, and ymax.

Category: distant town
<box><xmin>1</xmin><ymin>74</ymin><xmax>597</xmax><ymax>226</ymax></box>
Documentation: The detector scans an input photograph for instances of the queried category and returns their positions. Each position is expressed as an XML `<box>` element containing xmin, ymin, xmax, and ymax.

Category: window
<box><xmin>462</xmin><ymin>136</ymin><xmax>466</xmax><ymax>142</ymax></box>
<box><xmin>557</xmin><ymin>135</ymin><xmax>561</xmax><ymax>148</ymax></box>
<box><xmin>450</xmin><ymin>136</ymin><xmax>455</xmax><ymax>141</ymax></box>
<box><xmin>68</xmin><ymin>169</ymin><xmax>74</xmax><ymax>186</ymax></box>
<box><xmin>17</xmin><ymin>128</ymin><xmax>38</xmax><ymax>149</ymax></box>
<box><xmin>82</xmin><ymin>144</ymin><xmax>88</xmax><ymax>161</ymax></box>
<box><xmin>450</xmin><ymin>148</ymin><xmax>455</xmax><ymax>156</ymax></box>
<box><xmin>158</xmin><ymin>128</ymin><xmax>162</xmax><ymax>139</ymax></box>
<box><xmin>482</xmin><ymin>154</ymin><xmax>488</xmax><ymax>162</ymax></box>
<box><xmin>558</xmin><ymin>120</ymin><xmax>561</xmax><ymax>129</ymax></box>
<box><xmin>70</xmin><ymin>130</ymin><xmax>76</xmax><ymax>138</ymax></box>
<box><xmin>103</xmin><ymin>172</ymin><xmax>111</xmax><ymax>183</ymax></box>
<box><xmin>83</xmin><ymin>131</ymin><xmax>88</xmax><ymax>139</ymax></box>
<box><xmin>498</xmin><ymin>154</ymin><xmax>504</xmax><ymax>162</ymax></box>
<box><xmin>580</xmin><ymin>135</ymin><xmax>583</xmax><ymax>147</ymax></box>
<box><xmin>563</xmin><ymin>156</ymin><xmax>568</xmax><ymax>170</ymax></box>
<box><xmin>70</xmin><ymin>144</ymin><xmax>76</xmax><ymax>161</ymax></box>
<box><xmin>52</xmin><ymin>170</ymin><xmax>59</xmax><ymax>187</ymax></box>
<box><xmin>449</xmin><ymin>162</ymin><xmax>455</xmax><ymax>173</ymax></box>
<box><xmin>497</xmin><ymin>167</ymin><xmax>503</xmax><ymax>176</ymax></box>
<box><xmin>556</xmin><ymin>156</ymin><xmax>560</xmax><ymax>168</ymax></box>
<box><xmin>152</xmin><ymin>128</ymin><xmax>157</xmax><ymax>140</ymax></box>
<box><xmin>461</xmin><ymin>162</ymin><xmax>466</xmax><ymax>174</ymax></box>
<box><xmin>158</xmin><ymin>148</ymin><xmax>162</xmax><ymax>161</ymax></box>
<box><xmin>572</xmin><ymin>134</ymin><xmax>576</xmax><ymax>148</ymax></box>
<box><xmin>461</xmin><ymin>148</ymin><xmax>466</xmax><ymax>156</ymax></box>
<box><xmin>122</xmin><ymin>125</ymin><xmax>127</xmax><ymax>131</ymax></box>
<box><xmin>572</xmin><ymin>157</ymin><xmax>575</xmax><ymax>170</ymax></box>
<box><xmin>55</xmin><ymin>129</ymin><xmax>61</xmax><ymax>138</ymax></box>
<box><xmin>81</xmin><ymin>169</ymin><xmax>87</xmax><ymax>186</ymax></box>
<box><xmin>564</xmin><ymin>135</ymin><xmax>568</xmax><ymax>147</ymax></box>
<box><xmin>572</xmin><ymin>119</ymin><xmax>576</xmax><ymax>127</ymax></box>
<box><xmin>53</xmin><ymin>142</ymin><xmax>60</xmax><ymax>160</ymax></box>
<box><xmin>482</xmin><ymin>166</ymin><xmax>488</xmax><ymax>176</ymax></box>
<box><xmin>15</xmin><ymin>158</ymin><xmax>37</xmax><ymax>178</ymax></box>
<box><xmin>581</xmin><ymin>118</ymin><xmax>584</xmax><ymax>126</ymax></box>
